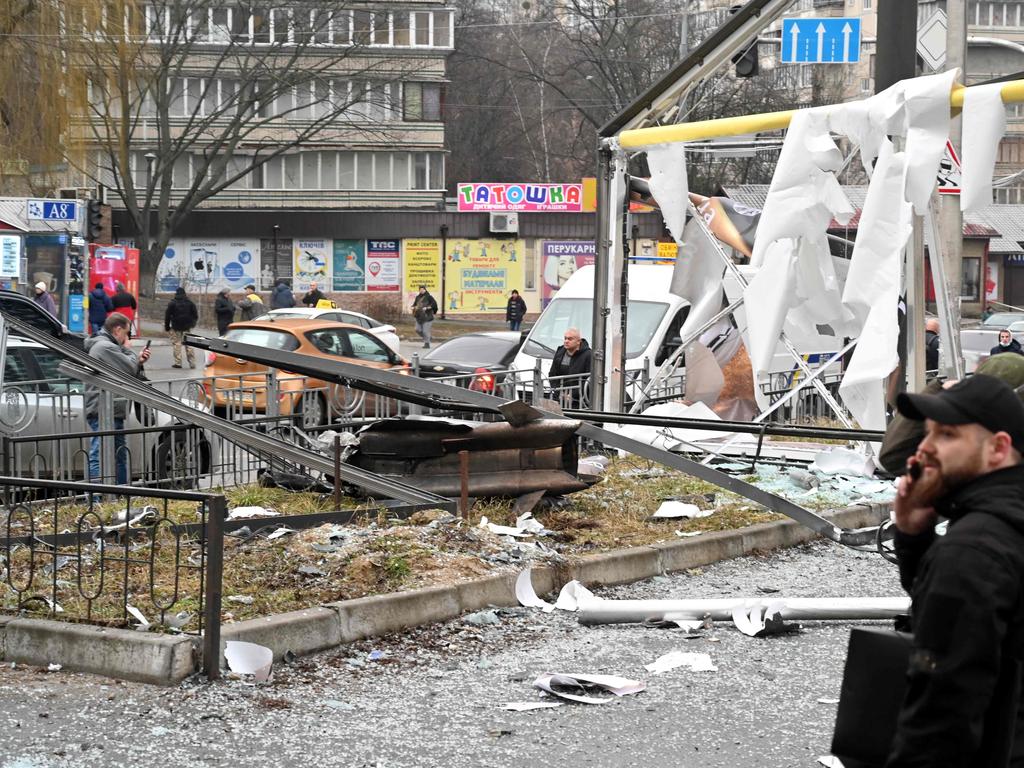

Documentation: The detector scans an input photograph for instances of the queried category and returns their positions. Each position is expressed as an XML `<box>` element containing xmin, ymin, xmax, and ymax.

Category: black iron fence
<box><xmin>0</xmin><ymin>476</ymin><xmax>225</xmax><ymax>679</ymax></box>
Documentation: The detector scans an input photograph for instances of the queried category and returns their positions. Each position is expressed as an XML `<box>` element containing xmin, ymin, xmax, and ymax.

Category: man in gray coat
<box><xmin>85</xmin><ymin>313</ymin><xmax>151</xmax><ymax>485</ymax></box>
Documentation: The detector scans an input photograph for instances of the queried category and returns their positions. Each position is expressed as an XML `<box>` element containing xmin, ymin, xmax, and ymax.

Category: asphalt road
<box><xmin>0</xmin><ymin>540</ymin><xmax>903</xmax><ymax>768</ymax></box>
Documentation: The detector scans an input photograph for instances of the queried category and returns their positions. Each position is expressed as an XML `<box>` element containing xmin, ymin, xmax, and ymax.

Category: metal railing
<box><xmin>0</xmin><ymin>475</ymin><xmax>226</xmax><ymax>679</ymax></box>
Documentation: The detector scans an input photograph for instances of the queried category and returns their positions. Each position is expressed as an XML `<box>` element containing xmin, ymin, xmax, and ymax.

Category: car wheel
<box><xmin>155</xmin><ymin>431</ymin><xmax>211</xmax><ymax>489</ymax></box>
<box><xmin>295</xmin><ymin>391</ymin><xmax>328</xmax><ymax>430</ymax></box>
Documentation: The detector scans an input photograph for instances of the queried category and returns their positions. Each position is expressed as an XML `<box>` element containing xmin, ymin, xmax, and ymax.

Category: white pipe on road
<box><xmin>577</xmin><ymin>596</ymin><xmax>910</xmax><ymax>625</ymax></box>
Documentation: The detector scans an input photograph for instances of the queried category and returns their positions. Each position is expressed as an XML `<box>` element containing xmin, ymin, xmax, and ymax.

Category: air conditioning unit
<box><xmin>57</xmin><ymin>187</ymin><xmax>96</xmax><ymax>201</ymax></box>
<box><xmin>489</xmin><ymin>211</ymin><xmax>519</xmax><ymax>234</ymax></box>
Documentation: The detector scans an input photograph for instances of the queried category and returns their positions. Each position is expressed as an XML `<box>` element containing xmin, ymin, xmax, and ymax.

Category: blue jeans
<box><xmin>509</xmin><ymin>319</ymin><xmax>522</xmax><ymax>331</ymax></box>
<box><xmin>88</xmin><ymin>416</ymin><xmax>127</xmax><ymax>485</ymax></box>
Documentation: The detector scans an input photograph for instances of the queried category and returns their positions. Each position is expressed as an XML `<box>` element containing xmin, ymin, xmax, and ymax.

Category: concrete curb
<box><xmin>0</xmin><ymin>501</ymin><xmax>889</xmax><ymax>684</ymax></box>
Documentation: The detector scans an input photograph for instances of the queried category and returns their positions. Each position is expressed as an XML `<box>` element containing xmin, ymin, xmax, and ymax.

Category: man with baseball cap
<box><xmin>887</xmin><ymin>374</ymin><xmax>1024</xmax><ymax>766</ymax></box>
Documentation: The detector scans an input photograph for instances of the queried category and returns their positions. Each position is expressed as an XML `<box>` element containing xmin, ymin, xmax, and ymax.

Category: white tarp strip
<box><xmin>645</xmin><ymin>143</ymin><xmax>689</xmax><ymax>243</ymax></box>
<box><xmin>670</xmin><ymin>216</ymin><xmax>727</xmax><ymax>346</ymax></box>
<box><xmin>961</xmin><ymin>82</ymin><xmax>1007</xmax><ymax>213</ymax></box>
<box><xmin>900</xmin><ymin>68</ymin><xmax>959</xmax><ymax>215</ymax></box>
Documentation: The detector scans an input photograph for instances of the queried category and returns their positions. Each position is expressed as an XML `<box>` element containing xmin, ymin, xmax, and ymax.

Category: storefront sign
<box><xmin>541</xmin><ymin>240</ymin><xmax>595</xmax><ymax>307</ymax></box>
<box><xmin>332</xmin><ymin>240</ymin><xmax>366</xmax><ymax>291</ymax></box>
<box><xmin>445</xmin><ymin>238</ymin><xmax>524</xmax><ymax>313</ymax></box>
<box><xmin>0</xmin><ymin>235</ymin><xmax>20</xmax><ymax>278</ymax></box>
<box><xmin>403</xmin><ymin>239</ymin><xmax>441</xmax><ymax>308</ymax></box>
<box><xmin>366</xmin><ymin>240</ymin><xmax>400</xmax><ymax>291</ymax></box>
<box><xmin>293</xmin><ymin>239</ymin><xmax>331</xmax><ymax>293</ymax></box>
<box><xmin>456</xmin><ymin>183</ymin><xmax>584</xmax><ymax>212</ymax></box>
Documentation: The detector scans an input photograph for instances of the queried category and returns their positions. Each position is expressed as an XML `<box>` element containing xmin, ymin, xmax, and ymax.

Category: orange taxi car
<box><xmin>201</xmin><ymin>318</ymin><xmax>410</xmax><ymax>427</ymax></box>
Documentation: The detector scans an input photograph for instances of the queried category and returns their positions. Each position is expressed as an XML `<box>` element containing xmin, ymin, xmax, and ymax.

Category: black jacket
<box><xmin>990</xmin><ymin>338</ymin><xmax>1024</xmax><ymax>357</ymax></box>
<box><xmin>506</xmin><ymin>295</ymin><xmax>527</xmax><ymax>323</ymax></box>
<box><xmin>550</xmin><ymin>339</ymin><xmax>592</xmax><ymax>379</ymax></box>
<box><xmin>164</xmin><ymin>295</ymin><xmax>199</xmax><ymax>332</ymax></box>
<box><xmin>111</xmin><ymin>290</ymin><xmax>137</xmax><ymax>314</ymax></box>
<box><xmin>302</xmin><ymin>289</ymin><xmax>325</xmax><ymax>307</ymax></box>
<box><xmin>271</xmin><ymin>283</ymin><xmax>296</xmax><ymax>309</ymax></box>
<box><xmin>890</xmin><ymin>464</ymin><xmax>1024</xmax><ymax>767</ymax></box>
<box><xmin>214</xmin><ymin>294</ymin><xmax>235</xmax><ymax>320</ymax></box>
<box><xmin>412</xmin><ymin>291</ymin><xmax>438</xmax><ymax>322</ymax></box>
<box><xmin>925</xmin><ymin>330</ymin><xmax>940</xmax><ymax>373</ymax></box>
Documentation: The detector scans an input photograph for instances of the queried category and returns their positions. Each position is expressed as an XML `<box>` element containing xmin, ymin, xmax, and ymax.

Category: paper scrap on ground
<box><xmin>266</xmin><ymin>527</ymin><xmax>296</xmax><ymax>540</ymax></box>
<box><xmin>675</xmin><ymin>531</ymin><xmax>704</xmax><ymax>538</ymax></box>
<box><xmin>227</xmin><ymin>506</ymin><xmax>279</xmax><ymax>520</ymax></box>
<box><xmin>224</xmin><ymin>640</ymin><xmax>274</xmax><ymax>682</ymax></box>
<box><xmin>479</xmin><ymin>516</ymin><xmax>531</xmax><ymax>538</ymax></box>
<box><xmin>515</xmin><ymin>513</ymin><xmax>545</xmax><ymax>535</ymax></box>
<box><xmin>961</xmin><ymin>82</ymin><xmax>1007</xmax><ymax>212</ymax></box>
<box><xmin>554</xmin><ymin>580</ymin><xmax>597</xmax><ymax>612</ymax></box>
<box><xmin>732</xmin><ymin>601</ymin><xmax>801</xmax><ymax>637</ymax></box>
<box><xmin>515</xmin><ymin>569</ymin><xmax>554</xmax><ymax>612</ymax></box>
<box><xmin>644</xmin><ymin>651</ymin><xmax>717</xmax><ymax>675</ymax></box>
<box><xmin>817</xmin><ymin>697</ymin><xmax>840</xmax><ymax>705</ymax></box>
<box><xmin>126</xmin><ymin>604</ymin><xmax>151</xmax><ymax>631</ymax></box>
<box><xmin>534</xmin><ymin>672</ymin><xmax>646</xmax><ymax>704</ymax></box>
<box><xmin>652</xmin><ymin>501</ymin><xmax>712</xmax><ymax>520</ymax></box>
<box><xmin>503</xmin><ymin>702</ymin><xmax>563</xmax><ymax>712</ymax></box>
<box><xmin>659</xmin><ymin>614</ymin><xmax>705</xmax><ymax>631</ymax></box>
<box><xmin>818</xmin><ymin>757</ymin><xmax>845</xmax><ymax>768</ymax></box>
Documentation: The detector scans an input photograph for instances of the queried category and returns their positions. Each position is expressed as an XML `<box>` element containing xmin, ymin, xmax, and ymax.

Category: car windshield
<box><xmin>224</xmin><ymin>327</ymin><xmax>300</xmax><ymax>351</ymax></box>
<box><xmin>982</xmin><ymin>312</ymin><xmax>1024</xmax><ymax>328</ymax></box>
<box><xmin>424</xmin><ymin>336</ymin><xmax>518</xmax><ymax>367</ymax></box>
<box><xmin>522</xmin><ymin>298</ymin><xmax>669</xmax><ymax>359</ymax></box>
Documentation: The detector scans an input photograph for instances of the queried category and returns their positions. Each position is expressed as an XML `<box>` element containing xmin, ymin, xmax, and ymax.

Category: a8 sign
<box><xmin>26</xmin><ymin>199</ymin><xmax>79</xmax><ymax>221</ymax></box>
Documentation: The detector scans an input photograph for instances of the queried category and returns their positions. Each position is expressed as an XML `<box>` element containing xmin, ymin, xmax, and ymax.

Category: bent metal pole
<box><xmin>576</xmin><ymin>596</ymin><xmax>910</xmax><ymax>625</ymax></box>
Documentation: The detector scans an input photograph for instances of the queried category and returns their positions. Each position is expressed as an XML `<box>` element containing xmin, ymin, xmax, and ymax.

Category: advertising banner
<box><xmin>366</xmin><ymin>240</ymin><xmax>400</xmax><ymax>291</ymax></box>
<box><xmin>332</xmin><ymin>239</ymin><xmax>366</xmax><ymax>291</ymax></box>
<box><xmin>456</xmin><ymin>182</ymin><xmax>584</xmax><ymax>212</ymax></box>
<box><xmin>541</xmin><ymin>240</ymin><xmax>595</xmax><ymax>307</ymax></box>
<box><xmin>0</xmin><ymin>235</ymin><xmax>20</xmax><ymax>278</ymax></box>
<box><xmin>157</xmin><ymin>239</ymin><xmax>260</xmax><ymax>293</ymax></box>
<box><xmin>445</xmin><ymin>238</ymin><xmax>524</xmax><ymax>313</ymax></box>
<box><xmin>403</xmin><ymin>239</ymin><xmax>441</xmax><ymax>309</ymax></box>
<box><xmin>293</xmin><ymin>239</ymin><xmax>332</xmax><ymax>293</ymax></box>
<box><xmin>259</xmin><ymin>238</ymin><xmax>292</xmax><ymax>289</ymax></box>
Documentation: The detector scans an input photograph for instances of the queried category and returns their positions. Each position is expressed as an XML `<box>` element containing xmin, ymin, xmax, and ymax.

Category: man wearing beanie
<box><xmin>886</xmin><ymin>374</ymin><xmax>1024</xmax><ymax>766</ymax></box>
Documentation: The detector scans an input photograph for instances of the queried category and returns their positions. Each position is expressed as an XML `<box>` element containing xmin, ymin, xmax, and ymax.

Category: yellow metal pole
<box><xmin>618</xmin><ymin>78</ymin><xmax>1024</xmax><ymax>149</ymax></box>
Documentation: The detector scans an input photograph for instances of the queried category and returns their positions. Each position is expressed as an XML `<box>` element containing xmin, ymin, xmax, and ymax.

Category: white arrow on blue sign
<box><xmin>781</xmin><ymin>17</ymin><xmax>861</xmax><ymax>64</ymax></box>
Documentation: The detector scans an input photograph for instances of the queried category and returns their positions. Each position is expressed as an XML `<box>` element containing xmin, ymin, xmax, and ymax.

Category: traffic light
<box><xmin>728</xmin><ymin>5</ymin><xmax>759</xmax><ymax>78</ymax></box>
<box><xmin>86</xmin><ymin>200</ymin><xmax>103</xmax><ymax>242</ymax></box>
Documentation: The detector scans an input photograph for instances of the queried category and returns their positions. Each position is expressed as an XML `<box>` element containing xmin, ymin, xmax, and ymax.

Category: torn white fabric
<box><xmin>750</xmin><ymin>107</ymin><xmax>853</xmax><ymax>269</ymax></box>
<box><xmin>839</xmin><ymin>139</ymin><xmax>912</xmax><ymax>430</ymax></box>
<box><xmin>479</xmin><ymin>516</ymin><xmax>531</xmax><ymax>538</ymax></box>
<box><xmin>645</xmin><ymin>143</ymin><xmax>689</xmax><ymax>243</ymax></box>
<box><xmin>817</xmin><ymin>757</ymin><xmax>846</xmax><ymax>768</ymax></box>
<box><xmin>554</xmin><ymin>580</ymin><xmax>597</xmax><ymax>612</ymax></box>
<box><xmin>961</xmin><ymin>82</ymin><xmax>1007</xmax><ymax>212</ymax></box>
<box><xmin>670</xmin><ymin>215</ymin><xmax>727</xmax><ymax>346</ymax></box>
<box><xmin>227</xmin><ymin>506</ymin><xmax>279</xmax><ymax>520</ymax></box>
<box><xmin>224</xmin><ymin>640</ymin><xmax>273</xmax><ymax>682</ymax></box>
<box><xmin>901</xmin><ymin>68</ymin><xmax>959</xmax><ymax>214</ymax></box>
<box><xmin>681</xmin><ymin>341</ymin><xmax>724</xmax><ymax>407</ymax></box>
<box><xmin>809</xmin><ymin>447</ymin><xmax>876</xmax><ymax>478</ymax></box>
<box><xmin>732</xmin><ymin>600</ymin><xmax>788</xmax><ymax>637</ymax></box>
<box><xmin>644</xmin><ymin>651</ymin><xmax>717</xmax><ymax>674</ymax></box>
<box><xmin>652</xmin><ymin>501</ymin><xmax>712</xmax><ymax>520</ymax></box>
<box><xmin>515</xmin><ymin>568</ymin><xmax>555</xmax><ymax>613</ymax></box>
<box><xmin>744</xmin><ymin>241</ymin><xmax>797</xmax><ymax>374</ymax></box>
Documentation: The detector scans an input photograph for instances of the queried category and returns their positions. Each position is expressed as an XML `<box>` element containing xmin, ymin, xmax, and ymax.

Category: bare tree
<box><xmin>64</xmin><ymin>0</ymin><xmax>417</xmax><ymax>290</ymax></box>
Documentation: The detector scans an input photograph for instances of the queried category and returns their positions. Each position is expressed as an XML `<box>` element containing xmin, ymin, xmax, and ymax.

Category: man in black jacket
<box><xmin>924</xmin><ymin>318</ymin><xmax>940</xmax><ymax>377</ymax></box>
<box><xmin>549</xmin><ymin>328</ymin><xmax>592</xmax><ymax>409</ymax></box>
<box><xmin>271</xmin><ymin>279</ymin><xmax>296</xmax><ymax>309</ymax></box>
<box><xmin>889</xmin><ymin>374</ymin><xmax>1024</xmax><ymax>767</ymax></box>
<box><xmin>214</xmin><ymin>287</ymin><xmax>234</xmax><ymax>336</ymax></box>
<box><xmin>302</xmin><ymin>281</ymin><xmax>326</xmax><ymax>307</ymax></box>
<box><xmin>164</xmin><ymin>287</ymin><xmax>199</xmax><ymax>368</ymax></box>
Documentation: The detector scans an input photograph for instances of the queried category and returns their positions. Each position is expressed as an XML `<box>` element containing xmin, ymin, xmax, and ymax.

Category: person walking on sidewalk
<box><xmin>271</xmin><ymin>278</ymin><xmax>296</xmax><ymax>309</ymax></box>
<box><xmin>88</xmin><ymin>282</ymin><xmax>112</xmax><ymax>335</ymax></box>
<box><xmin>110</xmin><ymin>282</ymin><xmax>138</xmax><ymax>332</ymax></box>
<box><xmin>237</xmin><ymin>284</ymin><xmax>266</xmax><ymax>320</ymax></box>
<box><xmin>164</xmin><ymin>287</ymin><xmax>198</xmax><ymax>368</ymax></box>
<box><xmin>301</xmin><ymin>281</ymin><xmax>326</xmax><ymax>307</ymax></box>
<box><xmin>33</xmin><ymin>281</ymin><xmax>57</xmax><ymax>318</ymax></box>
<box><xmin>411</xmin><ymin>285</ymin><xmax>438</xmax><ymax>348</ymax></box>
<box><xmin>506</xmin><ymin>290</ymin><xmax>527</xmax><ymax>332</ymax></box>
<box><xmin>214</xmin><ymin>287</ymin><xmax>235</xmax><ymax>335</ymax></box>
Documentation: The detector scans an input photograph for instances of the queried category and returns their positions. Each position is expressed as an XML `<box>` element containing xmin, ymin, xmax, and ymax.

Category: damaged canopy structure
<box><xmin>185</xmin><ymin>332</ymin><xmax>883</xmax><ymax>547</ymax></box>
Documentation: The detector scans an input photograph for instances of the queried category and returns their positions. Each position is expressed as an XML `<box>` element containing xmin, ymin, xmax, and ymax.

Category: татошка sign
<box><xmin>457</xmin><ymin>182</ymin><xmax>583</xmax><ymax>212</ymax></box>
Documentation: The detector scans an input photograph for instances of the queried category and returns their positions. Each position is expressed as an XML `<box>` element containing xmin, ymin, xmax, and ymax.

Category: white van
<box><xmin>513</xmin><ymin>264</ymin><xmax>693</xmax><ymax>379</ymax></box>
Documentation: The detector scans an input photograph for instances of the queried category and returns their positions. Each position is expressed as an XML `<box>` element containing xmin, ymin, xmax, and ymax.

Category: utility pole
<box><xmin>939</xmin><ymin>0</ymin><xmax>967</xmax><ymax>377</ymax></box>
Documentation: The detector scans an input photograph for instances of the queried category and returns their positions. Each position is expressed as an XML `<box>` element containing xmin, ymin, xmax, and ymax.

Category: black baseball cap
<box><xmin>897</xmin><ymin>374</ymin><xmax>1024</xmax><ymax>453</ymax></box>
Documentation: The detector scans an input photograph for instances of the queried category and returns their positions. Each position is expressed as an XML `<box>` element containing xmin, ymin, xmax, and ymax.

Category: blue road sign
<box><xmin>26</xmin><ymin>199</ymin><xmax>79</xmax><ymax>222</ymax></box>
<box><xmin>781</xmin><ymin>17</ymin><xmax>861</xmax><ymax>64</ymax></box>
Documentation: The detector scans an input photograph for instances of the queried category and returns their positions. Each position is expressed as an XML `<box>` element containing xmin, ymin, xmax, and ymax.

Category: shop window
<box><xmin>962</xmin><ymin>257</ymin><xmax>981</xmax><ymax>301</ymax></box>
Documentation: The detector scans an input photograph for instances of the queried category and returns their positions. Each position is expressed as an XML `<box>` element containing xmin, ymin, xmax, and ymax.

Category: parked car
<box><xmin>961</xmin><ymin>312</ymin><xmax>1024</xmax><ymax>371</ymax></box>
<box><xmin>201</xmin><ymin>318</ymin><xmax>410</xmax><ymax>427</ymax></box>
<box><xmin>0</xmin><ymin>288</ymin><xmax>86</xmax><ymax>348</ymax></box>
<box><xmin>1</xmin><ymin>337</ymin><xmax>213</xmax><ymax>485</ymax></box>
<box><xmin>418</xmin><ymin>331</ymin><xmax>525</xmax><ymax>393</ymax></box>
<box><xmin>263</xmin><ymin>307</ymin><xmax>401</xmax><ymax>353</ymax></box>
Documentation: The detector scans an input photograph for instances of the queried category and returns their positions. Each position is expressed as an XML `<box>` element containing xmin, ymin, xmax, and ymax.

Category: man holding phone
<box><xmin>887</xmin><ymin>374</ymin><xmax>1024</xmax><ymax>766</ymax></box>
<box><xmin>84</xmin><ymin>312</ymin><xmax>152</xmax><ymax>485</ymax></box>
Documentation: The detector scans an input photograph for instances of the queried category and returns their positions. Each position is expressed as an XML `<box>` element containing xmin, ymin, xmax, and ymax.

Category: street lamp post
<box><xmin>439</xmin><ymin>222</ymin><xmax>448</xmax><ymax>320</ymax></box>
<box><xmin>272</xmin><ymin>224</ymin><xmax>280</xmax><ymax>287</ymax></box>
